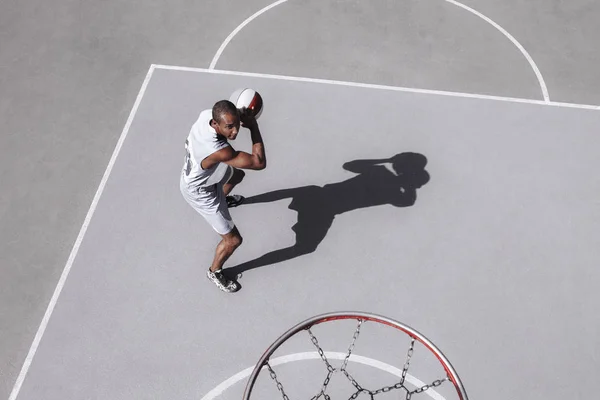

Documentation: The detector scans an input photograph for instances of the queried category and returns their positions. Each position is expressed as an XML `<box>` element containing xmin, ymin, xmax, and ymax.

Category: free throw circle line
<box><xmin>208</xmin><ymin>0</ymin><xmax>289</xmax><ymax>70</ymax></box>
<box><xmin>208</xmin><ymin>0</ymin><xmax>549</xmax><ymax>101</ymax></box>
<box><xmin>200</xmin><ymin>351</ymin><xmax>447</xmax><ymax>400</ymax></box>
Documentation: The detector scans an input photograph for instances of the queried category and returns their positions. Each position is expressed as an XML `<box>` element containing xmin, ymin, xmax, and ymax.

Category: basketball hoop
<box><xmin>243</xmin><ymin>312</ymin><xmax>468</xmax><ymax>400</ymax></box>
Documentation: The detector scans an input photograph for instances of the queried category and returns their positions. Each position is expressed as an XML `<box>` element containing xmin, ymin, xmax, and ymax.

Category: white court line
<box><xmin>200</xmin><ymin>352</ymin><xmax>447</xmax><ymax>400</ymax></box>
<box><xmin>208</xmin><ymin>0</ymin><xmax>550</xmax><ymax>102</ymax></box>
<box><xmin>209</xmin><ymin>0</ymin><xmax>288</xmax><ymax>70</ymax></box>
<box><xmin>7</xmin><ymin>65</ymin><xmax>157</xmax><ymax>400</ymax></box>
<box><xmin>155</xmin><ymin>64</ymin><xmax>600</xmax><ymax>110</ymax></box>
<box><xmin>444</xmin><ymin>0</ymin><xmax>549</xmax><ymax>102</ymax></box>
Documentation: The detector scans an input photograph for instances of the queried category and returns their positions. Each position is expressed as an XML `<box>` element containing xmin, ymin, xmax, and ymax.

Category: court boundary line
<box><xmin>7</xmin><ymin>64</ymin><xmax>158</xmax><ymax>400</ymax></box>
<box><xmin>208</xmin><ymin>0</ymin><xmax>550</xmax><ymax>102</ymax></box>
<box><xmin>156</xmin><ymin>64</ymin><xmax>600</xmax><ymax>110</ymax></box>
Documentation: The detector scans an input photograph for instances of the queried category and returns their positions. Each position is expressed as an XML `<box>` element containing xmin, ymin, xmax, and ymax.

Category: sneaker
<box><xmin>226</xmin><ymin>194</ymin><xmax>245</xmax><ymax>208</ymax></box>
<box><xmin>207</xmin><ymin>269</ymin><xmax>239</xmax><ymax>293</ymax></box>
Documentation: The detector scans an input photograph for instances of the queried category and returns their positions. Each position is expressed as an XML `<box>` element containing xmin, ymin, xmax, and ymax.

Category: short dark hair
<box><xmin>212</xmin><ymin>100</ymin><xmax>238</xmax><ymax>123</ymax></box>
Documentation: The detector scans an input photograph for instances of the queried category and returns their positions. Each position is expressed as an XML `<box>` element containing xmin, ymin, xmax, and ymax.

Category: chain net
<box><xmin>264</xmin><ymin>318</ymin><xmax>451</xmax><ymax>400</ymax></box>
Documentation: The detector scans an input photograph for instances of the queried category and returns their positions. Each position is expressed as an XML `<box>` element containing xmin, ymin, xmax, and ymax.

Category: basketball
<box><xmin>229</xmin><ymin>88</ymin><xmax>263</xmax><ymax>119</ymax></box>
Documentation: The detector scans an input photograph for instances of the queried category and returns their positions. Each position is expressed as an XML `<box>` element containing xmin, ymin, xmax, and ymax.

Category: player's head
<box><xmin>211</xmin><ymin>100</ymin><xmax>240</xmax><ymax>140</ymax></box>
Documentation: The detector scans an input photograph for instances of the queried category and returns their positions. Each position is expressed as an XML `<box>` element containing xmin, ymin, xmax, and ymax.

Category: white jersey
<box><xmin>181</xmin><ymin>109</ymin><xmax>231</xmax><ymax>189</ymax></box>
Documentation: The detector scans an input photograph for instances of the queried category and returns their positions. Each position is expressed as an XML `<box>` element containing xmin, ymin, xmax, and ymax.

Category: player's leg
<box><xmin>206</xmin><ymin>226</ymin><xmax>243</xmax><ymax>293</ymax></box>
<box><xmin>203</xmin><ymin>201</ymin><xmax>242</xmax><ymax>292</ymax></box>
<box><xmin>209</xmin><ymin>226</ymin><xmax>243</xmax><ymax>272</ymax></box>
<box><xmin>180</xmin><ymin>178</ymin><xmax>242</xmax><ymax>292</ymax></box>
<box><xmin>223</xmin><ymin>167</ymin><xmax>245</xmax><ymax>195</ymax></box>
<box><xmin>223</xmin><ymin>166</ymin><xmax>245</xmax><ymax>207</ymax></box>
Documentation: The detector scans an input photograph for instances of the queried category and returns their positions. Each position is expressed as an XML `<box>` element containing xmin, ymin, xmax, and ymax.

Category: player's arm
<box><xmin>215</xmin><ymin>146</ymin><xmax>265</xmax><ymax>170</ymax></box>
<box><xmin>224</xmin><ymin>110</ymin><xmax>266</xmax><ymax>170</ymax></box>
<box><xmin>217</xmin><ymin>124</ymin><xmax>266</xmax><ymax>170</ymax></box>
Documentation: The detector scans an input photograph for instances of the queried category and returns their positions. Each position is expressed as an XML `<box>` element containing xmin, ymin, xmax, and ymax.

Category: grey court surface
<box><xmin>3</xmin><ymin>0</ymin><xmax>600</xmax><ymax>399</ymax></box>
<box><xmin>12</xmin><ymin>67</ymin><xmax>600</xmax><ymax>400</ymax></box>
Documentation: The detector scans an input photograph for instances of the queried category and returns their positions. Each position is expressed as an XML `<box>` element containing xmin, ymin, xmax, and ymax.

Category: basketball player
<box><xmin>180</xmin><ymin>100</ymin><xmax>266</xmax><ymax>293</ymax></box>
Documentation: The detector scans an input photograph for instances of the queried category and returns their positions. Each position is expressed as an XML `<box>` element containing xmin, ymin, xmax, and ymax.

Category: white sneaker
<box><xmin>207</xmin><ymin>269</ymin><xmax>239</xmax><ymax>293</ymax></box>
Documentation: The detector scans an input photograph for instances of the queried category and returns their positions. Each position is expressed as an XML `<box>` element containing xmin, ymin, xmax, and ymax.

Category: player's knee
<box><xmin>233</xmin><ymin>234</ymin><xmax>243</xmax><ymax>248</ymax></box>
<box><xmin>226</xmin><ymin>231</ymin><xmax>243</xmax><ymax>249</ymax></box>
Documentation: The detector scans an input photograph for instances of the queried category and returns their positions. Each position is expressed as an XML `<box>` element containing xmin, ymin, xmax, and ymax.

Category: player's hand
<box><xmin>239</xmin><ymin>107</ymin><xmax>258</xmax><ymax>129</ymax></box>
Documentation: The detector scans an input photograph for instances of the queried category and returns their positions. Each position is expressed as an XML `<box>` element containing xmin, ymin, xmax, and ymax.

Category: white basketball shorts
<box><xmin>180</xmin><ymin>165</ymin><xmax>235</xmax><ymax>235</ymax></box>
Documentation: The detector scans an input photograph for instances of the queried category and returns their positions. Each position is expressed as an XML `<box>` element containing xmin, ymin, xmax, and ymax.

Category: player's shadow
<box><xmin>225</xmin><ymin>152</ymin><xmax>430</xmax><ymax>279</ymax></box>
